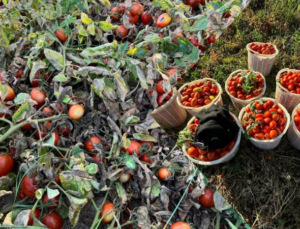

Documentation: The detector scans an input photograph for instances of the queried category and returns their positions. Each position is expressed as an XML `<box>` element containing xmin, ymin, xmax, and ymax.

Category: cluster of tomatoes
<box><xmin>249</xmin><ymin>43</ymin><xmax>276</xmax><ymax>55</ymax></box>
<box><xmin>293</xmin><ymin>108</ymin><xmax>300</xmax><ymax>131</ymax></box>
<box><xmin>180</xmin><ymin>80</ymin><xmax>219</xmax><ymax>108</ymax></box>
<box><xmin>278</xmin><ymin>70</ymin><xmax>300</xmax><ymax>94</ymax></box>
<box><xmin>227</xmin><ymin>71</ymin><xmax>265</xmax><ymax>100</ymax></box>
<box><xmin>241</xmin><ymin>100</ymin><xmax>287</xmax><ymax>140</ymax></box>
<box><xmin>186</xmin><ymin>118</ymin><xmax>236</xmax><ymax>161</ymax></box>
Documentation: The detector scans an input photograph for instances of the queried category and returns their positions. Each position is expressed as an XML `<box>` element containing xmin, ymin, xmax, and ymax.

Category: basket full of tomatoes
<box><xmin>177</xmin><ymin>78</ymin><xmax>223</xmax><ymax>116</ymax></box>
<box><xmin>182</xmin><ymin>114</ymin><xmax>241</xmax><ymax>166</ymax></box>
<box><xmin>275</xmin><ymin>68</ymin><xmax>300</xmax><ymax>112</ymax></box>
<box><xmin>151</xmin><ymin>88</ymin><xmax>187</xmax><ymax>128</ymax></box>
<box><xmin>287</xmin><ymin>104</ymin><xmax>300</xmax><ymax>150</ymax></box>
<box><xmin>246</xmin><ymin>42</ymin><xmax>279</xmax><ymax>76</ymax></box>
<box><xmin>239</xmin><ymin>98</ymin><xmax>290</xmax><ymax>150</ymax></box>
<box><xmin>225</xmin><ymin>69</ymin><xmax>266</xmax><ymax>110</ymax></box>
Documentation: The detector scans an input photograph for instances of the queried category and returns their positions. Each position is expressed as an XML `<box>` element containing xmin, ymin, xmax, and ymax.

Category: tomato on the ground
<box><xmin>199</xmin><ymin>187</ymin><xmax>215</xmax><ymax>208</ymax></box>
<box><xmin>42</xmin><ymin>211</ymin><xmax>63</xmax><ymax>229</ymax></box>
<box><xmin>0</xmin><ymin>154</ymin><xmax>14</xmax><ymax>177</ymax></box>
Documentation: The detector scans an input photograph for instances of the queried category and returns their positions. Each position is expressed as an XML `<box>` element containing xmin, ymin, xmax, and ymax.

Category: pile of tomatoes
<box><xmin>241</xmin><ymin>100</ymin><xmax>287</xmax><ymax>140</ymax></box>
<box><xmin>249</xmin><ymin>43</ymin><xmax>276</xmax><ymax>55</ymax></box>
<box><xmin>293</xmin><ymin>108</ymin><xmax>300</xmax><ymax>131</ymax></box>
<box><xmin>278</xmin><ymin>70</ymin><xmax>300</xmax><ymax>94</ymax></box>
<box><xmin>180</xmin><ymin>80</ymin><xmax>219</xmax><ymax>108</ymax></box>
<box><xmin>186</xmin><ymin>118</ymin><xmax>236</xmax><ymax>161</ymax></box>
<box><xmin>227</xmin><ymin>70</ymin><xmax>265</xmax><ymax>100</ymax></box>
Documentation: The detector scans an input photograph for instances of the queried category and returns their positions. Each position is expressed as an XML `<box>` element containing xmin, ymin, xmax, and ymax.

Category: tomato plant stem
<box><xmin>0</xmin><ymin>114</ymin><xmax>69</xmax><ymax>143</ymax></box>
<box><xmin>163</xmin><ymin>167</ymin><xmax>199</xmax><ymax>229</ymax></box>
<box><xmin>0</xmin><ymin>197</ymin><xmax>28</xmax><ymax>214</ymax></box>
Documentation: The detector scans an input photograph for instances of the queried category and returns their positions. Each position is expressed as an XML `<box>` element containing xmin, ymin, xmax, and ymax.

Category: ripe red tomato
<box><xmin>3</xmin><ymin>85</ymin><xmax>15</xmax><ymax>101</ymax></box>
<box><xmin>30</xmin><ymin>88</ymin><xmax>46</xmax><ymax>106</ymax></box>
<box><xmin>171</xmin><ymin>222</ymin><xmax>191</xmax><ymax>229</ymax></box>
<box><xmin>188</xmin><ymin>35</ymin><xmax>199</xmax><ymax>47</ymax></box>
<box><xmin>68</xmin><ymin>104</ymin><xmax>85</xmax><ymax>120</ymax></box>
<box><xmin>186</xmin><ymin>0</ymin><xmax>200</xmax><ymax>8</ymax></box>
<box><xmin>19</xmin><ymin>189</ymin><xmax>26</xmax><ymax>200</ymax></box>
<box><xmin>55</xmin><ymin>29</ymin><xmax>68</xmax><ymax>43</ymax></box>
<box><xmin>119</xmin><ymin>3</ymin><xmax>126</xmax><ymax>14</ymax></box>
<box><xmin>119</xmin><ymin>172</ymin><xmax>131</xmax><ymax>183</ymax></box>
<box><xmin>200</xmin><ymin>0</ymin><xmax>209</xmax><ymax>5</ymax></box>
<box><xmin>21</xmin><ymin>176</ymin><xmax>39</xmax><ymax>198</ymax></box>
<box><xmin>100</xmin><ymin>202</ymin><xmax>115</xmax><ymax>223</ymax></box>
<box><xmin>0</xmin><ymin>154</ymin><xmax>14</xmax><ymax>177</ymax></box>
<box><xmin>85</xmin><ymin>136</ymin><xmax>101</xmax><ymax>151</ymax></box>
<box><xmin>140</xmin><ymin>141</ymin><xmax>154</xmax><ymax>149</ymax></box>
<box><xmin>249</xmin><ymin>43</ymin><xmax>275</xmax><ymax>55</ymax></box>
<box><xmin>115</xmin><ymin>25</ymin><xmax>129</xmax><ymax>39</ymax></box>
<box><xmin>139</xmin><ymin>153</ymin><xmax>151</xmax><ymax>163</ymax></box>
<box><xmin>156</xmin><ymin>80</ymin><xmax>166</xmax><ymax>94</ymax></box>
<box><xmin>42</xmin><ymin>211</ymin><xmax>63</xmax><ymax>229</ymax></box>
<box><xmin>123</xmin><ymin>140</ymin><xmax>141</xmax><ymax>156</ymax></box>
<box><xmin>57</xmin><ymin>124</ymin><xmax>71</xmax><ymax>136</ymax></box>
<box><xmin>157</xmin><ymin>167</ymin><xmax>172</xmax><ymax>181</ymax></box>
<box><xmin>28</xmin><ymin>209</ymin><xmax>41</xmax><ymax>226</ymax></box>
<box><xmin>92</xmin><ymin>154</ymin><xmax>102</xmax><ymax>162</ymax></box>
<box><xmin>43</xmin><ymin>194</ymin><xmax>60</xmax><ymax>209</ymax></box>
<box><xmin>130</xmin><ymin>3</ymin><xmax>144</xmax><ymax>16</ymax></box>
<box><xmin>157</xmin><ymin>95</ymin><xmax>166</xmax><ymax>106</ymax></box>
<box><xmin>156</xmin><ymin>13</ymin><xmax>172</xmax><ymax>28</ymax></box>
<box><xmin>127</xmin><ymin>12</ymin><xmax>139</xmax><ymax>24</ymax></box>
<box><xmin>42</xmin><ymin>107</ymin><xmax>54</xmax><ymax>117</ymax></box>
<box><xmin>199</xmin><ymin>187</ymin><xmax>215</xmax><ymax>208</ymax></box>
<box><xmin>16</xmin><ymin>69</ymin><xmax>24</xmax><ymax>79</ymax></box>
<box><xmin>53</xmin><ymin>132</ymin><xmax>60</xmax><ymax>146</ymax></box>
<box><xmin>111</xmin><ymin>7</ymin><xmax>122</xmax><ymax>21</ymax></box>
<box><xmin>141</xmin><ymin>12</ymin><xmax>152</xmax><ymax>25</ymax></box>
<box><xmin>207</xmin><ymin>34</ymin><xmax>216</xmax><ymax>43</ymax></box>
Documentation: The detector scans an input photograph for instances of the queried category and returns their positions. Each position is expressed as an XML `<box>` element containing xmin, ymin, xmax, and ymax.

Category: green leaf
<box><xmin>189</xmin><ymin>16</ymin><xmax>208</xmax><ymax>31</ymax></box>
<box><xmin>98</xmin><ymin>21</ymin><xmax>118</xmax><ymax>32</ymax></box>
<box><xmin>13</xmin><ymin>93</ymin><xmax>31</xmax><ymax>105</ymax></box>
<box><xmin>91</xmin><ymin>78</ymin><xmax>105</xmax><ymax>98</ymax></box>
<box><xmin>151</xmin><ymin>181</ymin><xmax>161</xmax><ymax>197</ymax></box>
<box><xmin>53</xmin><ymin>73</ymin><xmax>68</xmax><ymax>82</ymax></box>
<box><xmin>87</xmin><ymin>22</ymin><xmax>95</xmax><ymax>36</ymax></box>
<box><xmin>152</xmin><ymin>0</ymin><xmax>174</xmax><ymax>10</ymax></box>
<box><xmin>72</xmin><ymin>146</ymin><xmax>83</xmax><ymax>156</ymax></box>
<box><xmin>124</xmin><ymin>154</ymin><xmax>136</xmax><ymax>169</ymax></box>
<box><xmin>78</xmin><ymin>25</ymin><xmax>88</xmax><ymax>37</ymax></box>
<box><xmin>81</xmin><ymin>13</ymin><xmax>93</xmax><ymax>25</ymax></box>
<box><xmin>225</xmin><ymin>218</ymin><xmax>238</xmax><ymax>229</ymax></box>
<box><xmin>122</xmin><ymin>134</ymin><xmax>131</xmax><ymax>148</ymax></box>
<box><xmin>44</xmin><ymin>49</ymin><xmax>64</xmax><ymax>71</ymax></box>
<box><xmin>116</xmin><ymin>182</ymin><xmax>127</xmax><ymax>204</ymax></box>
<box><xmin>124</xmin><ymin>116</ymin><xmax>140</xmax><ymax>125</ymax></box>
<box><xmin>47</xmin><ymin>187</ymin><xmax>60</xmax><ymax>199</ymax></box>
<box><xmin>85</xmin><ymin>163</ymin><xmax>98</xmax><ymax>175</ymax></box>
<box><xmin>42</xmin><ymin>132</ymin><xmax>57</xmax><ymax>146</ymax></box>
<box><xmin>12</xmin><ymin>102</ymin><xmax>30</xmax><ymax>123</ymax></box>
<box><xmin>133</xmin><ymin>133</ymin><xmax>158</xmax><ymax>143</ymax></box>
<box><xmin>35</xmin><ymin>188</ymin><xmax>44</xmax><ymax>200</ymax></box>
<box><xmin>127</xmin><ymin>61</ymin><xmax>148</xmax><ymax>89</ymax></box>
<box><xmin>144</xmin><ymin>34</ymin><xmax>164</xmax><ymax>44</ymax></box>
<box><xmin>80</xmin><ymin>43</ymin><xmax>115</xmax><ymax>58</ymax></box>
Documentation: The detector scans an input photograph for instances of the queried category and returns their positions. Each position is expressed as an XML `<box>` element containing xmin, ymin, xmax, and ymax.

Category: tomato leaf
<box><xmin>124</xmin><ymin>154</ymin><xmax>136</xmax><ymax>169</ymax></box>
<box><xmin>122</xmin><ymin>133</ymin><xmax>131</xmax><ymax>148</ymax></box>
<box><xmin>124</xmin><ymin>116</ymin><xmax>140</xmax><ymax>125</ymax></box>
<box><xmin>72</xmin><ymin>145</ymin><xmax>83</xmax><ymax>156</ymax></box>
<box><xmin>67</xmin><ymin>195</ymin><xmax>88</xmax><ymax>226</ymax></box>
<box><xmin>133</xmin><ymin>133</ymin><xmax>158</xmax><ymax>143</ymax></box>
<box><xmin>81</xmin><ymin>13</ymin><xmax>93</xmax><ymax>25</ymax></box>
<box><xmin>225</xmin><ymin>218</ymin><xmax>238</xmax><ymax>229</ymax></box>
<box><xmin>13</xmin><ymin>93</ymin><xmax>31</xmax><ymax>105</ymax></box>
<box><xmin>113</xmin><ymin>71</ymin><xmax>129</xmax><ymax>102</ymax></box>
<box><xmin>12</xmin><ymin>102</ymin><xmax>30</xmax><ymax>123</ymax></box>
<box><xmin>152</xmin><ymin>0</ymin><xmax>174</xmax><ymax>10</ymax></box>
<box><xmin>35</xmin><ymin>188</ymin><xmax>44</xmax><ymax>200</ymax></box>
<box><xmin>44</xmin><ymin>49</ymin><xmax>64</xmax><ymax>71</ymax></box>
<box><xmin>116</xmin><ymin>182</ymin><xmax>127</xmax><ymax>204</ymax></box>
<box><xmin>189</xmin><ymin>16</ymin><xmax>209</xmax><ymax>31</ymax></box>
<box><xmin>98</xmin><ymin>21</ymin><xmax>118</xmax><ymax>32</ymax></box>
<box><xmin>53</xmin><ymin>73</ymin><xmax>68</xmax><ymax>82</ymax></box>
<box><xmin>47</xmin><ymin>187</ymin><xmax>60</xmax><ymax>199</ymax></box>
<box><xmin>29</xmin><ymin>61</ymin><xmax>46</xmax><ymax>84</ymax></box>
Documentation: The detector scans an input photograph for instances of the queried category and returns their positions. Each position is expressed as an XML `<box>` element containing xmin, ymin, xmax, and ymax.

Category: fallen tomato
<box><xmin>28</xmin><ymin>209</ymin><xmax>41</xmax><ymax>226</ymax></box>
<box><xmin>100</xmin><ymin>202</ymin><xmax>115</xmax><ymax>223</ymax></box>
<box><xmin>111</xmin><ymin>7</ymin><xmax>122</xmax><ymax>21</ymax></box>
<box><xmin>43</xmin><ymin>194</ymin><xmax>60</xmax><ymax>209</ymax></box>
<box><xmin>42</xmin><ymin>107</ymin><xmax>54</xmax><ymax>117</ymax></box>
<box><xmin>141</xmin><ymin>12</ymin><xmax>152</xmax><ymax>25</ymax></box>
<box><xmin>130</xmin><ymin>3</ymin><xmax>144</xmax><ymax>16</ymax></box>
<box><xmin>3</xmin><ymin>85</ymin><xmax>15</xmax><ymax>101</ymax></box>
<box><xmin>156</xmin><ymin>13</ymin><xmax>172</xmax><ymax>28</ymax></box>
<box><xmin>68</xmin><ymin>104</ymin><xmax>85</xmax><ymax>120</ymax></box>
<box><xmin>16</xmin><ymin>69</ymin><xmax>24</xmax><ymax>79</ymax></box>
<box><xmin>55</xmin><ymin>29</ymin><xmax>68</xmax><ymax>43</ymax></box>
<box><xmin>21</xmin><ymin>175</ymin><xmax>39</xmax><ymax>198</ymax></box>
<box><xmin>139</xmin><ymin>153</ymin><xmax>151</xmax><ymax>163</ymax></box>
<box><xmin>123</xmin><ymin>140</ymin><xmax>141</xmax><ymax>156</ymax></box>
<box><xmin>30</xmin><ymin>88</ymin><xmax>46</xmax><ymax>106</ymax></box>
<box><xmin>127</xmin><ymin>12</ymin><xmax>139</xmax><ymax>24</ymax></box>
<box><xmin>199</xmin><ymin>187</ymin><xmax>215</xmax><ymax>208</ymax></box>
<box><xmin>157</xmin><ymin>167</ymin><xmax>172</xmax><ymax>181</ymax></box>
<box><xmin>42</xmin><ymin>211</ymin><xmax>63</xmax><ymax>229</ymax></box>
<box><xmin>119</xmin><ymin>172</ymin><xmax>131</xmax><ymax>183</ymax></box>
<box><xmin>0</xmin><ymin>154</ymin><xmax>14</xmax><ymax>177</ymax></box>
<box><xmin>171</xmin><ymin>222</ymin><xmax>191</xmax><ymax>229</ymax></box>
<box><xmin>85</xmin><ymin>136</ymin><xmax>101</xmax><ymax>151</ymax></box>
<box><xmin>186</xmin><ymin>0</ymin><xmax>201</xmax><ymax>8</ymax></box>
<box><xmin>115</xmin><ymin>25</ymin><xmax>129</xmax><ymax>39</ymax></box>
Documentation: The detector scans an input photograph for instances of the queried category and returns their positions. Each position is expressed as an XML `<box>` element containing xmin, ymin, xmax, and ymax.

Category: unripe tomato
<box><xmin>21</xmin><ymin>176</ymin><xmax>39</xmax><ymax>198</ymax></box>
<box><xmin>156</xmin><ymin>80</ymin><xmax>165</xmax><ymax>94</ymax></box>
<box><xmin>207</xmin><ymin>34</ymin><xmax>216</xmax><ymax>44</ymax></box>
<box><xmin>111</xmin><ymin>7</ymin><xmax>122</xmax><ymax>21</ymax></box>
<box><xmin>141</xmin><ymin>12</ymin><xmax>152</xmax><ymax>25</ymax></box>
<box><xmin>157</xmin><ymin>167</ymin><xmax>172</xmax><ymax>181</ymax></box>
<box><xmin>55</xmin><ymin>29</ymin><xmax>68</xmax><ymax>43</ymax></box>
<box><xmin>0</xmin><ymin>154</ymin><xmax>14</xmax><ymax>177</ymax></box>
<box><xmin>139</xmin><ymin>153</ymin><xmax>151</xmax><ymax>163</ymax></box>
<box><xmin>199</xmin><ymin>187</ymin><xmax>214</xmax><ymax>208</ymax></box>
<box><xmin>42</xmin><ymin>107</ymin><xmax>54</xmax><ymax>117</ymax></box>
<box><xmin>156</xmin><ymin>13</ymin><xmax>172</xmax><ymax>28</ymax></box>
<box><xmin>100</xmin><ymin>202</ymin><xmax>115</xmax><ymax>223</ymax></box>
<box><xmin>28</xmin><ymin>209</ymin><xmax>41</xmax><ymax>226</ymax></box>
<box><xmin>119</xmin><ymin>172</ymin><xmax>131</xmax><ymax>183</ymax></box>
<box><xmin>186</xmin><ymin>0</ymin><xmax>201</xmax><ymax>8</ymax></box>
<box><xmin>16</xmin><ymin>69</ymin><xmax>24</xmax><ymax>79</ymax></box>
<box><xmin>68</xmin><ymin>104</ymin><xmax>85</xmax><ymax>120</ymax></box>
<box><xmin>127</xmin><ymin>12</ymin><xmax>139</xmax><ymax>24</ymax></box>
<box><xmin>130</xmin><ymin>3</ymin><xmax>144</xmax><ymax>16</ymax></box>
<box><xmin>115</xmin><ymin>25</ymin><xmax>129</xmax><ymax>38</ymax></box>
<box><xmin>3</xmin><ymin>85</ymin><xmax>15</xmax><ymax>101</ymax></box>
<box><xmin>122</xmin><ymin>140</ymin><xmax>141</xmax><ymax>156</ymax></box>
<box><xmin>42</xmin><ymin>211</ymin><xmax>63</xmax><ymax>229</ymax></box>
<box><xmin>171</xmin><ymin>222</ymin><xmax>191</xmax><ymax>229</ymax></box>
<box><xmin>43</xmin><ymin>194</ymin><xmax>60</xmax><ymax>209</ymax></box>
<box><xmin>85</xmin><ymin>136</ymin><xmax>101</xmax><ymax>151</ymax></box>
<box><xmin>30</xmin><ymin>88</ymin><xmax>46</xmax><ymax>106</ymax></box>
